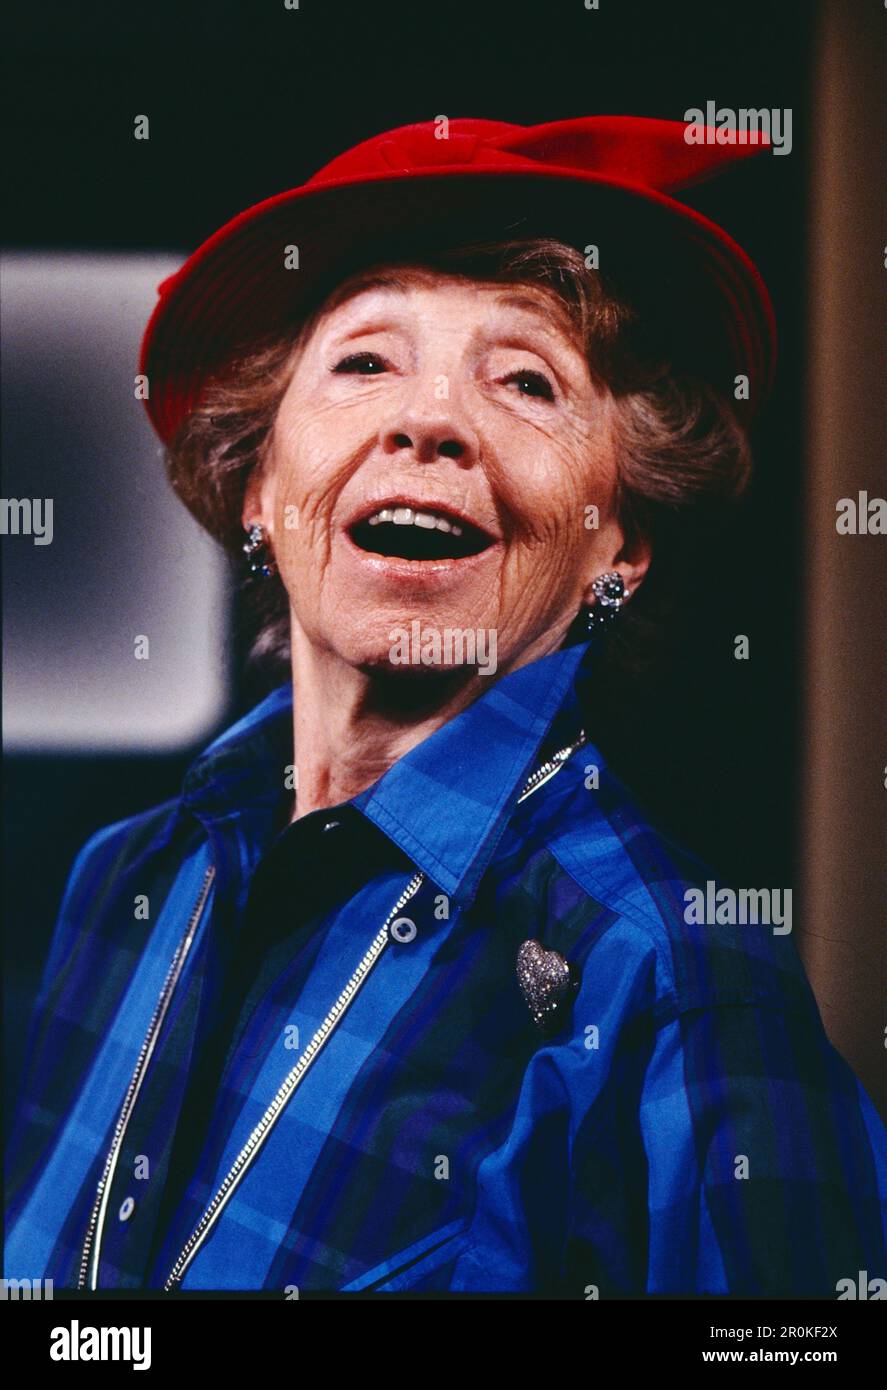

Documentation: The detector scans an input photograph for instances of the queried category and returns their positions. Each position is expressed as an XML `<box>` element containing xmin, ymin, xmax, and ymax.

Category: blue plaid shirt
<box><xmin>6</xmin><ymin>638</ymin><xmax>886</xmax><ymax>1293</ymax></box>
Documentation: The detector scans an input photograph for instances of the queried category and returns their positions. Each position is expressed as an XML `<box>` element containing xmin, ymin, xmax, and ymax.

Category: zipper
<box><xmin>78</xmin><ymin>862</ymin><xmax>216</xmax><ymax>1290</ymax></box>
<box><xmin>517</xmin><ymin>729</ymin><xmax>587</xmax><ymax>803</ymax></box>
<box><xmin>164</xmin><ymin>869</ymin><xmax>426</xmax><ymax>1289</ymax></box>
<box><xmin>76</xmin><ymin>731</ymin><xmax>585</xmax><ymax>1290</ymax></box>
<box><xmin>164</xmin><ymin>730</ymin><xmax>586</xmax><ymax>1289</ymax></box>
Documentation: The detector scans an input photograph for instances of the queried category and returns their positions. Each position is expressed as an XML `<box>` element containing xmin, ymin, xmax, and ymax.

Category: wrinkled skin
<box><xmin>243</xmin><ymin>268</ymin><xmax>651</xmax><ymax>816</ymax></box>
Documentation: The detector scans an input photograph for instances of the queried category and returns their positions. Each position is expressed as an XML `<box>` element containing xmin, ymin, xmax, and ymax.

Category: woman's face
<box><xmin>245</xmin><ymin>267</ymin><xmax>649</xmax><ymax>680</ymax></box>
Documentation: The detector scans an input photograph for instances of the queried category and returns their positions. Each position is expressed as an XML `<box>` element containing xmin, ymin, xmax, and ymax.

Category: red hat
<box><xmin>140</xmin><ymin>115</ymin><xmax>777</xmax><ymax>444</ymax></box>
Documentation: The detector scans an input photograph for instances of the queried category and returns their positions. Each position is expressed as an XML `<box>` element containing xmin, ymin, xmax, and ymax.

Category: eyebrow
<box><xmin>492</xmin><ymin>291</ymin><xmax>580</xmax><ymax>342</ymax></box>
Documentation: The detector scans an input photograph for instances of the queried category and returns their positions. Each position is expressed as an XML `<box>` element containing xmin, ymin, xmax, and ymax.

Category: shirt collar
<box><xmin>181</xmin><ymin>637</ymin><xmax>597</xmax><ymax>906</ymax></box>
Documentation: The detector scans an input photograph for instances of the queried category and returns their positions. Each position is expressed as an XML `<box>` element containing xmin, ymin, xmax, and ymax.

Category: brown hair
<box><xmin>165</xmin><ymin>238</ymin><xmax>752</xmax><ymax>678</ymax></box>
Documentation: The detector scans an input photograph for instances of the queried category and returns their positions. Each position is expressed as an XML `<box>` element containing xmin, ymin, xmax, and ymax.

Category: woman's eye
<box><xmin>502</xmin><ymin>369</ymin><xmax>555</xmax><ymax>402</ymax></box>
<box><xmin>332</xmin><ymin>352</ymin><xmax>389</xmax><ymax>375</ymax></box>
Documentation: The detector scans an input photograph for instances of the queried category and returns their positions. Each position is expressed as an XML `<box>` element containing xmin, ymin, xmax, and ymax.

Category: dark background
<box><xmin>3</xmin><ymin>0</ymin><xmax>813</xmax><ymax>1120</ymax></box>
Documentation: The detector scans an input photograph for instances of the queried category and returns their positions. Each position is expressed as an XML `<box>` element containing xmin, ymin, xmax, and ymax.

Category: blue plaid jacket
<box><xmin>6</xmin><ymin>638</ymin><xmax>886</xmax><ymax>1294</ymax></box>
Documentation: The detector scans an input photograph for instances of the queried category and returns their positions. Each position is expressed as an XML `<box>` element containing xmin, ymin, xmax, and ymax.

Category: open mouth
<box><xmin>348</xmin><ymin>505</ymin><xmax>495</xmax><ymax>561</ymax></box>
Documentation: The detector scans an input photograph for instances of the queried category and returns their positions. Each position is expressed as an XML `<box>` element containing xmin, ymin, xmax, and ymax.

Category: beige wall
<box><xmin>801</xmin><ymin>0</ymin><xmax>886</xmax><ymax>1120</ymax></box>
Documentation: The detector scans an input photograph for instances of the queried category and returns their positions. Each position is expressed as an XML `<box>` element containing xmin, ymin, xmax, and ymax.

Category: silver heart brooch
<box><xmin>516</xmin><ymin>939</ymin><xmax>581</xmax><ymax>1037</ymax></box>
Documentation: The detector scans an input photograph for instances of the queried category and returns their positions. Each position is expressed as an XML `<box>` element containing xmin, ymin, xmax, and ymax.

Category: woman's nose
<box><xmin>380</xmin><ymin>406</ymin><xmax>477</xmax><ymax>465</ymax></box>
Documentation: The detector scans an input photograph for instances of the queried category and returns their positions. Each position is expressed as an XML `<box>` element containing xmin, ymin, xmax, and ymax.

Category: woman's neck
<box><xmin>287</xmin><ymin>634</ymin><xmax>485</xmax><ymax>823</ymax></box>
<box><xmin>285</xmin><ymin>617</ymin><xmax>571</xmax><ymax>824</ymax></box>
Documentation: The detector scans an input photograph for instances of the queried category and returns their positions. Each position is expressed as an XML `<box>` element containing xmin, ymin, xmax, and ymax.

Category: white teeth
<box><xmin>363</xmin><ymin>506</ymin><xmax>466</xmax><ymax>535</ymax></box>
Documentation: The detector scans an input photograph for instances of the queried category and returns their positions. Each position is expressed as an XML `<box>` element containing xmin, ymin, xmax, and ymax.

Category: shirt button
<box><xmin>118</xmin><ymin>1196</ymin><xmax>136</xmax><ymax>1222</ymax></box>
<box><xmin>389</xmin><ymin>916</ymin><xmax>417</xmax><ymax>944</ymax></box>
<box><xmin>322</xmin><ymin>819</ymin><xmax>341</xmax><ymax>832</ymax></box>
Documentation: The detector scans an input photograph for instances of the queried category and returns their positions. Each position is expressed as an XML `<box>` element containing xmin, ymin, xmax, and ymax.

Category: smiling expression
<box><xmin>244</xmin><ymin>267</ymin><xmax>647</xmax><ymax>680</ymax></box>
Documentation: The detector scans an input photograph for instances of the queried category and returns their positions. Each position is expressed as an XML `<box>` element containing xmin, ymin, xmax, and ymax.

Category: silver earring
<box><xmin>585</xmin><ymin>571</ymin><xmax>628</xmax><ymax>631</ymax></box>
<box><xmin>243</xmin><ymin>523</ymin><xmax>277</xmax><ymax>579</ymax></box>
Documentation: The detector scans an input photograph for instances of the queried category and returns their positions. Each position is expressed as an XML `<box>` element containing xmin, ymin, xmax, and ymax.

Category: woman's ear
<box><xmin>241</xmin><ymin>463</ymin><xmax>273</xmax><ymax>533</ymax></box>
<box><xmin>581</xmin><ymin>523</ymin><xmax>652</xmax><ymax>607</ymax></box>
<box><xmin>611</xmin><ymin>531</ymin><xmax>653</xmax><ymax>597</ymax></box>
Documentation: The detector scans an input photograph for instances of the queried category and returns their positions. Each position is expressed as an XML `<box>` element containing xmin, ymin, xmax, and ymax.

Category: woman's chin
<box><xmin>336</xmin><ymin>626</ymin><xmax>500</xmax><ymax>681</ymax></box>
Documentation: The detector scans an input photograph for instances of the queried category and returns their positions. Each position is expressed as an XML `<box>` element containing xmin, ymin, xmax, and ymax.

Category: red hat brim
<box><xmin>140</xmin><ymin>163</ymin><xmax>776</xmax><ymax>443</ymax></box>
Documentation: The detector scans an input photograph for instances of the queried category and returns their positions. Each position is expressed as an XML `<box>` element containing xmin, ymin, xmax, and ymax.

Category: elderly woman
<box><xmin>6</xmin><ymin>116</ymin><xmax>886</xmax><ymax>1296</ymax></box>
